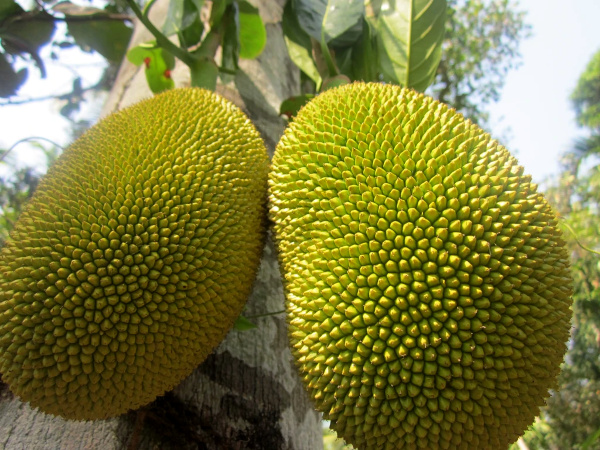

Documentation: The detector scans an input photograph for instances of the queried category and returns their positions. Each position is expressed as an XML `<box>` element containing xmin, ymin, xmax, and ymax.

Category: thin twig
<box><xmin>2</xmin><ymin>137</ymin><xmax>64</xmax><ymax>163</ymax></box>
<box><xmin>0</xmin><ymin>78</ymin><xmax>104</xmax><ymax>106</ymax></box>
<box><xmin>561</xmin><ymin>219</ymin><xmax>600</xmax><ymax>256</ymax></box>
<box><xmin>245</xmin><ymin>310</ymin><xmax>286</xmax><ymax>319</ymax></box>
<box><xmin>14</xmin><ymin>2</ymin><xmax>132</xmax><ymax>23</ymax></box>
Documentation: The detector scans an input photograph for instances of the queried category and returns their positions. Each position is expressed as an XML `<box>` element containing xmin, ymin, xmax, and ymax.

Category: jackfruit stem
<box><xmin>319</xmin><ymin>35</ymin><xmax>339</xmax><ymax>78</ymax></box>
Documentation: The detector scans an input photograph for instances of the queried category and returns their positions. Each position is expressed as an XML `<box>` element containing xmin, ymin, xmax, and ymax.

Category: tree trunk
<box><xmin>0</xmin><ymin>1</ymin><xmax>323</xmax><ymax>448</ymax></box>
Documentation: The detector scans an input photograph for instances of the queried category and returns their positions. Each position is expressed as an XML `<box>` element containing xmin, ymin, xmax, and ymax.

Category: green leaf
<box><xmin>221</xmin><ymin>2</ymin><xmax>239</xmax><ymax>76</ymax></box>
<box><xmin>127</xmin><ymin>43</ymin><xmax>175</xmax><ymax>93</ymax></box>
<box><xmin>0</xmin><ymin>0</ymin><xmax>23</xmax><ymax>22</ymax></box>
<box><xmin>162</xmin><ymin>0</ymin><xmax>204</xmax><ymax>42</ymax></box>
<box><xmin>581</xmin><ymin>425</ymin><xmax>600</xmax><ymax>450</ymax></box>
<box><xmin>238</xmin><ymin>1</ymin><xmax>266</xmax><ymax>59</ymax></box>
<box><xmin>282</xmin><ymin>0</ymin><xmax>321</xmax><ymax>87</ymax></box>
<box><xmin>0</xmin><ymin>9</ymin><xmax>55</xmax><ymax>78</ymax></box>
<box><xmin>162</xmin><ymin>0</ymin><xmax>185</xmax><ymax>37</ymax></box>
<box><xmin>178</xmin><ymin>0</ymin><xmax>205</xmax><ymax>48</ymax></box>
<box><xmin>279</xmin><ymin>94</ymin><xmax>315</xmax><ymax>118</ymax></box>
<box><xmin>0</xmin><ymin>8</ymin><xmax>55</xmax><ymax>52</ymax></box>
<box><xmin>294</xmin><ymin>0</ymin><xmax>364</xmax><ymax>46</ymax></box>
<box><xmin>0</xmin><ymin>52</ymin><xmax>27</xmax><ymax>97</ymax></box>
<box><xmin>67</xmin><ymin>18</ymin><xmax>133</xmax><ymax>62</ymax></box>
<box><xmin>233</xmin><ymin>315</ymin><xmax>257</xmax><ymax>331</ymax></box>
<box><xmin>376</xmin><ymin>0</ymin><xmax>446</xmax><ymax>91</ymax></box>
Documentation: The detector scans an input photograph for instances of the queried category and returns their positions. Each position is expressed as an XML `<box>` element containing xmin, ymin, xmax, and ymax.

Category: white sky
<box><xmin>1</xmin><ymin>1</ymin><xmax>600</xmax><ymax>185</ymax></box>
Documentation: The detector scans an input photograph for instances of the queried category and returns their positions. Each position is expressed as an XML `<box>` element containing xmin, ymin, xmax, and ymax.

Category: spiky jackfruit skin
<box><xmin>0</xmin><ymin>88</ymin><xmax>268</xmax><ymax>420</ymax></box>
<box><xmin>269</xmin><ymin>83</ymin><xmax>573</xmax><ymax>449</ymax></box>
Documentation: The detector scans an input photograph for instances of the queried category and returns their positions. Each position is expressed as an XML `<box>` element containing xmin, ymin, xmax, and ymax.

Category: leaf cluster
<box><xmin>0</xmin><ymin>0</ymin><xmax>133</xmax><ymax>99</ymax></box>
<box><xmin>430</xmin><ymin>0</ymin><xmax>531</xmax><ymax>125</ymax></box>
<box><xmin>126</xmin><ymin>0</ymin><xmax>267</xmax><ymax>93</ymax></box>
<box><xmin>572</xmin><ymin>48</ymin><xmax>600</xmax><ymax>132</ymax></box>
<box><xmin>280</xmin><ymin>0</ymin><xmax>447</xmax><ymax>116</ymax></box>
<box><xmin>0</xmin><ymin>142</ymin><xmax>59</xmax><ymax>247</ymax></box>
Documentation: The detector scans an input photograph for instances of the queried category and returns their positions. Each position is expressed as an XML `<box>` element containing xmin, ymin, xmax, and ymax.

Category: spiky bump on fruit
<box><xmin>0</xmin><ymin>87</ymin><xmax>269</xmax><ymax>420</ymax></box>
<box><xmin>269</xmin><ymin>82</ymin><xmax>572</xmax><ymax>449</ymax></box>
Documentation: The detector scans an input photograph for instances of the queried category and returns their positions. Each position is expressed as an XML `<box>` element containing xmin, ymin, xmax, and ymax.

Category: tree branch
<box><xmin>124</xmin><ymin>0</ymin><xmax>197</xmax><ymax>67</ymax></box>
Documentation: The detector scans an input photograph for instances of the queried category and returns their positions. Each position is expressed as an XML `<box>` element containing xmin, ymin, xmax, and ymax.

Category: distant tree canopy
<box><xmin>431</xmin><ymin>0</ymin><xmax>530</xmax><ymax>125</ymax></box>
<box><xmin>572</xmin><ymin>48</ymin><xmax>600</xmax><ymax>131</ymax></box>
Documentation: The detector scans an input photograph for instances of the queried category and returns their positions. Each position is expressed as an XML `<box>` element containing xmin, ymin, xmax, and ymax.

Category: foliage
<box><xmin>282</xmin><ymin>0</ymin><xmax>447</xmax><ymax>101</ymax></box>
<box><xmin>280</xmin><ymin>0</ymin><xmax>529</xmax><ymax>123</ymax></box>
<box><xmin>572</xmin><ymin>49</ymin><xmax>600</xmax><ymax>131</ymax></box>
<box><xmin>513</xmin><ymin>47</ymin><xmax>600</xmax><ymax>450</ymax></box>
<box><xmin>126</xmin><ymin>0</ymin><xmax>267</xmax><ymax>93</ymax></box>
<box><xmin>519</xmin><ymin>167</ymin><xmax>600</xmax><ymax>450</ymax></box>
<box><xmin>0</xmin><ymin>142</ymin><xmax>58</xmax><ymax>247</ymax></box>
<box><xmin>430</xmin><ymin>0</ymin><xmax>530</xmax><ymax>124</ymax></box>
<box><xmin>0</xmin><ymin>0</ymin><xmax>133</xmax><ymax>99</ymax></box>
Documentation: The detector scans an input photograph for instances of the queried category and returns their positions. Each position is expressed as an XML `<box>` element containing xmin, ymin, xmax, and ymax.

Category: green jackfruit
<box><xmin>0</xmin><ymin>87</ymin><xmax>269</xmax><ymax>420</ymax></box>
<box><xmin>269</xmin><ymin>82</ymin><xmax>573</xmax><ymax>449</ymax></box>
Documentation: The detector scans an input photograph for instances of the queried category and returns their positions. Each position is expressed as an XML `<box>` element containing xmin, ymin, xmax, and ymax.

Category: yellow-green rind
<box><xmin>0</xmin><ymin>87</ymin><xmax>269</xmax><ymax>420</ymax></box>
<box><xmin>269</xmin><ymin>82</ymin><xmax>573</xmax><ymax>449</ymax></box>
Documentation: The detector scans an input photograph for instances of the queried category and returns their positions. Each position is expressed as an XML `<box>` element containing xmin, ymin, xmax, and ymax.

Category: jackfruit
<box><xmin>0</xmin><ymin>87</ymin><xmax>269</xmax><ymax>420</ymax></box>
<box><xmin>269</xmin><ymin>82</ymin><xmax>572</xmax><ymax>449</ymax></box>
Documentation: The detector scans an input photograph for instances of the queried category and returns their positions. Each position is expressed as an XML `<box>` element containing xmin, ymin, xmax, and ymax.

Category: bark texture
<box><xmin>0</xmin><ymin>1</ymin><xmax>323</xmax><ymax>448</ymax></box>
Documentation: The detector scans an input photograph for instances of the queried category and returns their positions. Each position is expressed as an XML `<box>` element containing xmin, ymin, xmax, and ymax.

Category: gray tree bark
<box><xmin>0</xmin><ymin>1</ymin><xmax>323</xmax><ymax>448</ymax></box>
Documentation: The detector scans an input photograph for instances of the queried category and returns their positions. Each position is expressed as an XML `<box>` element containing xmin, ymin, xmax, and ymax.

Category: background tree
<box><xmin>0</xmin><ymin>141</ymin><xmax>58</xmax><ymax>247</ymax></box>
<box><xmin>515</xmin><ymin>48</ymin><xmax>600</xmax><ymax>450</ymax></box>
<box><xmin>0</xmin><ymin>0</ymin><xmax>132</xmax><ymax>102</ymax></box>
<box><xmin>430</xmin><ymin>0</ymin><xmax>530</xmax><ymax>125</ymax></box>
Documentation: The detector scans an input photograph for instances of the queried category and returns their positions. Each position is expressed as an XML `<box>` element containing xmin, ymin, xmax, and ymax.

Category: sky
<box><xmin>1</xmin><ymin>1</ymin><xmax>600</xmax><ymax>186</ymax></box>
<box><xmin>487</xmin><ymin>0</ymin><xmax>600</xmax><ymax>185</ymax></box>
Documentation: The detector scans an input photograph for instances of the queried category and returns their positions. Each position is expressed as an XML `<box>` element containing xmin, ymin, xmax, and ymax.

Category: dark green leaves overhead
<box><xmin>281</xmin><ymin>0</ymin><xmax>447</xmax><ymax>116</ymax></box>
<box><xmin>0</xmin><ymin>0</ymin><xmax>55</xmax><ymax>83</ymax></box>
<box><xmin>295</xmin><ymin>0</ymin><xmax>364</xmax><ymax>46</ymax></box>
<box><xmin>282</xmin><ymin>0</ymin><xmax>446</xmax><ymax>98</ymax></box>
<box><xmin>162</xmin><ymin>0</ymin><xmax>205</xmax><ymax>48</ymax></box>
<box><xmin>67</xmin><ymin>21</ymin><xmax>132</xmax><ymax>63</ymax></box>
<box><xmin>282</xmin><ymin>0</ymin><xmax>321</xmax><ymax>87</ymax></box>
<box><xmin>53</xmin><ymin>1</ymin><xmax>133</xmax><ymax>62</ymax></box>
<box><xmin>0</xmin><ymin>53</ymin><xmax>27</xmax><ymax>98</ymax></box>
<box><xmin>376</xmin><ymin>0</ymin><xmax>446</xmax><ymax>91</ymax></box>
<box><xmin>221</xmin><ymin>2</ymin><xmax>240</xmax><ymax>76</ymax></box>
<box><xmin>0</xmin><ymin>0</ymin><xmax>134</xmax><ymax>97</ymax></box>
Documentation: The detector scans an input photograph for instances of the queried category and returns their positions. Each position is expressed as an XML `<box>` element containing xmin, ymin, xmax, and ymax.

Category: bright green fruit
<box><xmin>269</xmin><ymin>82</ymin><xmax>573</xmax><ymax>449</ymax></box>
<box><xmin>0</xmin><ymin>88</ymin><xmax>269</xmax><ymax>420</ymax></box>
